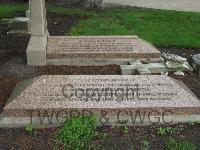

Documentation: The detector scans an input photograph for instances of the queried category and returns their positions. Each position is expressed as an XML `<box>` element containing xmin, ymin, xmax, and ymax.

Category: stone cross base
<box><xmin>27</xmin><ymin>36</ymin><xmax>47</xmax><ymax>66</ymax></box>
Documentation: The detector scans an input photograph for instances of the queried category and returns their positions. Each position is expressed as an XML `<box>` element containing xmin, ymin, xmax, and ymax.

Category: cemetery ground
<box><xmin>0</xmin><ymin>3</ymin><xmax>200</xmax><ymax>149</ymax></box>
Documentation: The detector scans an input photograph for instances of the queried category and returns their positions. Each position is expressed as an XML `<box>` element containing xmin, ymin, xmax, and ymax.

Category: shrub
<box><xmin>56</xmin><ymin>115</ymin><xmax>97</xmax><ymax>150</ymax></box>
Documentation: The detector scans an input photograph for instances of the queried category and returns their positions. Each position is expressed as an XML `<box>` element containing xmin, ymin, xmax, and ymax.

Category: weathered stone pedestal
<box><xmin>26</xmin><ymin>0</ymin><xmax>48</xmax><ymax>66</ymax></box>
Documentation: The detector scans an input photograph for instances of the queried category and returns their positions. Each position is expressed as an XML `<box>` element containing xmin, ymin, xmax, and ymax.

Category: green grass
<box><xmin>165</xmin><ymin>138</ymin><xmax>197</xmax><ymax>150</ymax></box>
<box><xmin>0</xmin><ymin>4</ymin><xmax>27</xmax><ymax>18</ymax></box>
<box><xmin>157</xmin><ymin>127</ymin><xmax>178</xmax><ymax>136</ymax></box>
<box><xmin>52</xmin><ymin>8</ymin><xmax>200</xmax><ymax>48</ymax></box>
<box><xmin>1</xmin><ymin>4</ymin><xmax>200</xmax><ymax>48</ymax></box>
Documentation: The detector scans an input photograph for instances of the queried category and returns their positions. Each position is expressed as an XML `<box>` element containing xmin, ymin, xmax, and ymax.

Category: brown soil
<box><xmin>0</xmin><ymin>76</ymin><xmax>18</xmax><ymax>112</ymax></box>
<box><xmin>170</xmin><ymin>72</ymin><xmax>200</xmax><ymax>99</ymax></box>
<box><xmin>0</xmin><ymin>124</ymin><xmax>200</xmax><ymax>150</ymax></box>
<box><xmin>47</xmin><ymin>13</ymin><xmax>81</xmax><ymax>36</ymax></box>
<box><xmin>0</xmin><ymin>8</ymin><xmax>199</xmax><ymax>150</ymax></box>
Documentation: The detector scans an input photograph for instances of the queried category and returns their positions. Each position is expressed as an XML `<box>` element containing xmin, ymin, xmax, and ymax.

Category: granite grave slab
<box><xmin>1</xmin><ymin>75</ymin><xmax>200</xmax><ymax>126</ymax></box>
<box><xmin>47</xmin><ymin>36</ymin><xmax>161</xmax><ymax>66</ymax></box>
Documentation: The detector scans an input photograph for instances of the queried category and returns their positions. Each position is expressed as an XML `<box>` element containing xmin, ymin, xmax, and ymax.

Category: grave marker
<box><xmin>2</xmin><ymin>75</ymin><xmax>200</xmax><ymax>126</ymax></box>
<box><xmin>47</xmin><ymin>36</ymin><xmax>161</xmax><ymax>66</ymax></box>
<box><xmin>26</xmin><ymin>0</ymin><xmax>48</xmax><ymax>66</ymax></box>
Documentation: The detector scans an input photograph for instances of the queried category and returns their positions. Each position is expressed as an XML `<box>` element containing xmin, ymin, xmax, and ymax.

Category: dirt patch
<box><xmin>0</xmin><ymin>127</ymin><xmax>56</xmax><ymax>150</ymax></box>
<box><xmin>169</xmin><ymin>72</ymin><xmax>200</xmax><ymax>99</ymax></box>
<box><xmin>47</xmin><ymin>13</ymin><xmax>81</xmax><ymax>36</ymax></box>
<box><xmin>39</xmin><ymin>65</ymin><xmax>121</xmax><ymax>75</ymax></box>
<box><xmin>0</xmin><ymin>124</ymin><xmax>199</xmax><ymax>149</ymax></box>
<box><xmin>0</xmin><ymin>76</ymin><xmax>18</xmax><ymax>112</ymax></box>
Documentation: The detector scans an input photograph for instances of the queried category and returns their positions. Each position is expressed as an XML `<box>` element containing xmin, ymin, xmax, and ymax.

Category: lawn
<box><xmin>0</xmin><ymin>4</ymin><xmax>27</xmax><ymax>18</ymax></box>
<box><xmin>1</xmin><ymin>4</ymin><xmax>200</xmax><ymax>48</ymax></box>
<box><xmin>49</xmin><ymin>7</ymin><xmax>200</xmax><ymax>48</ymax></box>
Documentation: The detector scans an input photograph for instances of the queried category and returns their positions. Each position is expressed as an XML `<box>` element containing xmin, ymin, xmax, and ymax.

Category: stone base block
<box><xmin>26</xmin><ymin>36</ymin><xmax>47</xmax><ymax>66</ymax></box>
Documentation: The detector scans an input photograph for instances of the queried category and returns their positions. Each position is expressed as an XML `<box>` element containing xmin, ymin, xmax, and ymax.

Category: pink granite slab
<box><xmin>2</xmin><ymin>75</ymin><xmax>200</xmax><ymax>117</ymax></box>
<box><xmin>47</xmin><ymin>36</ymin><xmax>161</xmax><ymax>59</ymax></box>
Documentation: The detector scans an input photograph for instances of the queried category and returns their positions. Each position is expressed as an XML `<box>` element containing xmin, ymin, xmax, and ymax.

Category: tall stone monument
<box><xmin>26</xmin><ymin>0</ymin><xmax>48</xmax><ymax>66</ymax></box>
